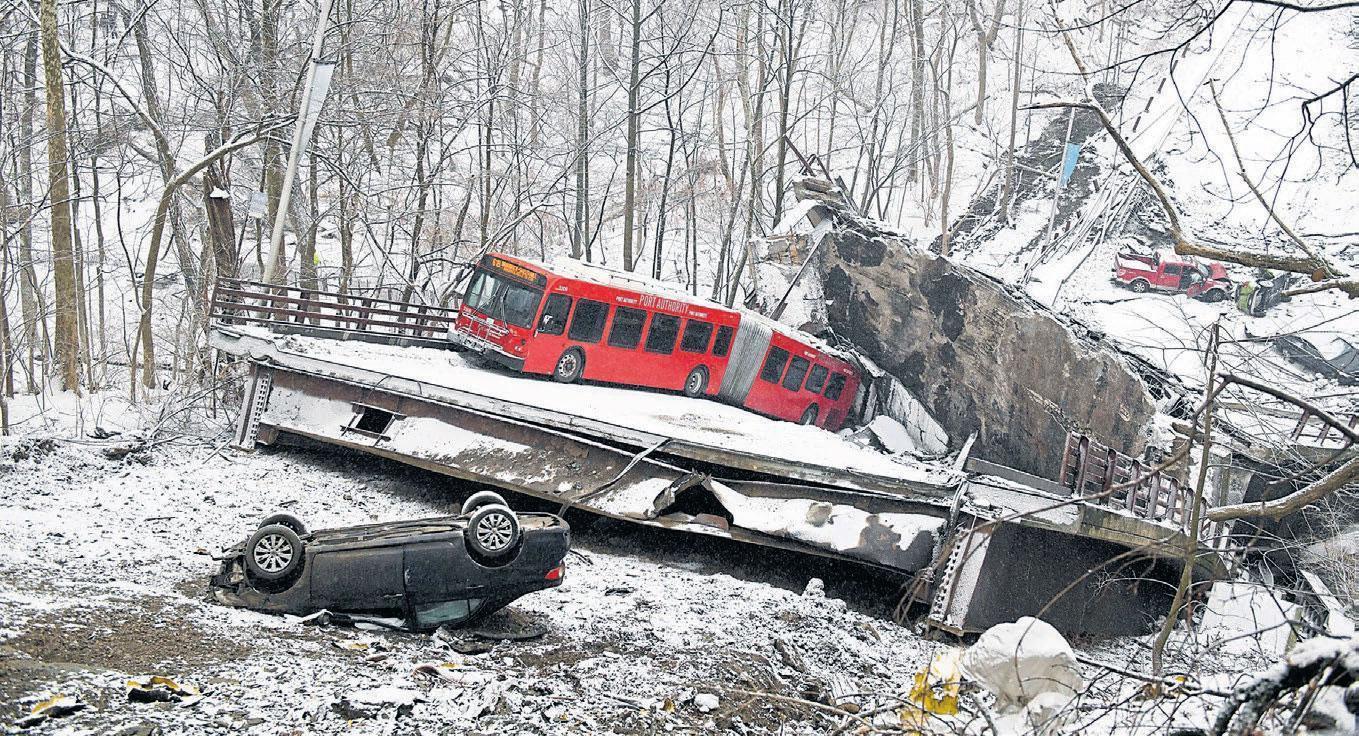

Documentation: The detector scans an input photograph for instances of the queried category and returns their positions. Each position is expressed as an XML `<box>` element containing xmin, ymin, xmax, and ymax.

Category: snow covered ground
<box><xmin>0</xmin><ymin>399</ymin><xmax>1280</xmax><ymax>734</ymax></box>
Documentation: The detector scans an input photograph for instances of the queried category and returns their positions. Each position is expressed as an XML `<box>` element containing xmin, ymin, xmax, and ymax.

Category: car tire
<box><xmin>460</xmin><ymin>490</ymin><xmax>508</xmax><ymax>517</ymax></box>
<box><xmin>683</xmin><ymin>366</ymin><xmax>709</xmax><ymax>397</ymax></box>
<box><xmin>245</xmin><ymin>524</ymin><xmax>304</xmax><ymax>582</ymax></box>
<box><xmin>258</xmin><ymin>512</ymin><xmax>307</xmax><ymax>535</ymax></box>
<box><xmin>467</xmin><ymin>504</ymin><xmax>521</xmax><ymax>559</ymax></box>
<box><xmin>1130</xmin><ymin>279</ymin><xmax>1150</xmax><ymax>294</ymax></box>
<box><xmin>799</xmin><ymin>404</ymin><xmax>820</xmax><ymax>426</ymax></box>
<box><xmin>553</xmin><ymin>349</ymin><xmax>585</xmax><ymax>384</ymax></box>
<box><xmin>1204</xmin><ymin>288</ymin><xmax>1226</xmax><ymax>303</ymax></box>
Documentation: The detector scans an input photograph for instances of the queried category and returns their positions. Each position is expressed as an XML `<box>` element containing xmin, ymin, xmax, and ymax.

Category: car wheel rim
<box><xmin>253</xmin><ymin>533</ymin><xmax>293</xmax><ymax>573</ymax></box>
<box><xmin>557</xmin><ymin>355</ymin><xmax>577</xmax><ymax>378</ymax></box>
<box><xmin>687</xmin><ymin>372</ymin><xmax>702</xmax><ymax>393</ymax></box>
<box><xmin>476</xmin><ymin>513</ymin><xmax>514</xmax><ymax>551</ymax></box>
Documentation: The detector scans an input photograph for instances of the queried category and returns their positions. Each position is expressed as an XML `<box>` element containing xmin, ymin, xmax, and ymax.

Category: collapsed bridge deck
<box><xmin>212</xmin><ymin>325</ymin><xmax>1229</xmax><ymax>635</ymax></box>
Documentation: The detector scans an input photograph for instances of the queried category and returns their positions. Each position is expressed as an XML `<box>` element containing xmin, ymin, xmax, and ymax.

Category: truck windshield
<box><xmin>463</xmin><ymin>269</ymin><xmax>543</xmax><ymax>328</ymax></box>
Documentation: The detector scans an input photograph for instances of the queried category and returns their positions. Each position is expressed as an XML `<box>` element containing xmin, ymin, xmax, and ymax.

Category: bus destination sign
<box><xmin>484</xmin><ymin>255</ymin><xmax>547</xmax><ymax>287</ymax></box>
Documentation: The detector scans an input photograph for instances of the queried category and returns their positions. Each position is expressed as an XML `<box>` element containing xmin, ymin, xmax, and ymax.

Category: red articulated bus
<box><xmin>451</xmin><ymin>253</ymin><xmax>862</xmax><ymax>431</ymax></box>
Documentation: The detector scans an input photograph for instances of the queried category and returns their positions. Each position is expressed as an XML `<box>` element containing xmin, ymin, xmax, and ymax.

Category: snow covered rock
<box><xmin>693</xmin><ymin>693</ymin><xmax>719</xmax><ymax>712</ymax></box>
<box><xmin>803</xmin><ymin>578</ymin><xmax>825</xmax><ymax>599</ymax></box>
<box><xmin>961</xmin><ymin>617</ymin><xmax>1083</xmax><ymax>734</ymax></box>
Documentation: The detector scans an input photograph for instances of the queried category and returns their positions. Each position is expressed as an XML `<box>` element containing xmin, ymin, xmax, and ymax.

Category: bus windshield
<box><xmin>463</xmin><ymin>269</ymin><xmax>543</xmax><ymax>328</ymax></box>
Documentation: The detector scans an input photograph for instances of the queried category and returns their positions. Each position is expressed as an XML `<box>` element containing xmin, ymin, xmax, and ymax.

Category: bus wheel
<box><xmin>799</xmin><ymin>405</ymin><xmax>820</xmax><ymax>426</ymax></box>
<box><xmin>553</xmin><ymin>349</ymin><xmax>585</xmax><ymax>383</ymax></box>
<box><xmin>683</xmin><ymin>366</ymin><xmax>709</xmax><ymax>397</ymax></box>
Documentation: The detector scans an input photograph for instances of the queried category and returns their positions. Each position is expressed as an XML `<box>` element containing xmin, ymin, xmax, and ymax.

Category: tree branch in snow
<box><xmin>1208</xmin><ymin>81</ymin><xmax>1343</xmax><ymax>281</ymax></box>
<box><xmin>1028</xmin><ymin>33</ymin><xmax>1357</xmax><ymax>297</ymax></box>
<box><xmin>1210</xmin><ymin>637</ymin><xmax>1359</xmax><ymax>736</ymax></box>
<box><xmin>1201</xmin><ymin>372</ymin><xmax>1359</xmax><ymax>521</ymax></box>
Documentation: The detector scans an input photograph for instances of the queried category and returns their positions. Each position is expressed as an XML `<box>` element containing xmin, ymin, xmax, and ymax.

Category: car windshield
<box><xmin>463</xmin><ymin>269</ymin><xmax>543</xmax><ymax>328</ymax></box>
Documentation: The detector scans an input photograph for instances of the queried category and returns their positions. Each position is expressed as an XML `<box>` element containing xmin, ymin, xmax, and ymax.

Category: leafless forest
<box><xmin>0</xmin><ymin>0</ymin><xmax>1354</xmax><ymax>407</ymax></box>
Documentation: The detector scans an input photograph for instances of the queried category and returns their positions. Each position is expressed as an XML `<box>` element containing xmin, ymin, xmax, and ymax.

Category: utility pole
<box><xmin>263</xmin><ymin>0</ymin><xmax>337</xmax><ymax>284</ymax></box>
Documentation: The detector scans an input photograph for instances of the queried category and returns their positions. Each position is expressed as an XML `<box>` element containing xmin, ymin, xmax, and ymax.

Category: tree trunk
<box><xmin>621</xmin><ymin>0</ymin><xmax>642</xmax><ymax>271</ymax></box>
<box><xmin>771</xmin><ymin>0</ymin><xmax>803</xmax><ymax>224</ymax></box>
<box><xmin>996</xmin><ymin>5</ymin><xmax>1023</xmax><ymax>223</ymax></box>
<box><xmin>653</xmin><ymin>79</ymin><xmax>678</xmax><ymax>280</ymax></box>
<box><xmin>203</xmin><ymin>131</ymin><xmax>239</xmax><ymax>280</ymax></box>
<box><xmin>132</xmin><ymin>16</ymin><xmax>198</xmax><ymax>298</ymax></box>
<box><xmin>39</xmin><ymin>0</ymin><xmax>80</xmax><ymax>392</ymax></box>
<box><xmin>261</xmin><ymin>0</ymin><xmax>286</xmax><ymax>282</ymax></box>
<box><xmin>18</xmin><ymin>31</ymin><xmax>42</xmax><ymax>391</ymax></box>
<box><xmin>573</xmin><ymin>0</ymin><xmax>590</xmax><ymax>260</ymax></box>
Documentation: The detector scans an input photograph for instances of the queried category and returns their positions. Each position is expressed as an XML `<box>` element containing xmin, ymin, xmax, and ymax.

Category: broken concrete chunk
<box><xmin>804</xmin><ymin>502</ymin><xmax>833</xmax><ymax>526</ymax></box>
<box><xmin>1199</xmin><ymin>581</ymin><xmax>1301</xmax><ymax>657</ymax></box>
<box><xmin>348</xmin><ymin>686</ymin><xmax>424</xmax><ymax>707</ymax></box>
<box><xmin>866</xmin><ymin>415</ymin><xmax>917</xmax><ymax>455</ymax></box>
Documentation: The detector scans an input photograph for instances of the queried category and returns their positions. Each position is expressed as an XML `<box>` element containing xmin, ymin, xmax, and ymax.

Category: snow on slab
<box><xmin>240</xmin><ymin>327</ymin><xmax>959</xmax><ymax>489</ymax></box>
<box><xmin>709</xmin><ymin>481</ymin><xmax>943</xmax><ymax>556</ymax></box>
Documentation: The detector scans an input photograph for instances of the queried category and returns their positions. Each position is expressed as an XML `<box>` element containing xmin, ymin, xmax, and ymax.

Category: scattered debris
<box><xmin>125</xmin><ymin>675</ymin><xmax>201</xmax><ymax>704</ymax></box>
<box><xmin>903</xmin><ymin>648</ymin><xmax>962</xmax><ymax>724</ymax></box>
<box><xmin>1273</xmin><ymin>333</ymin><xmax>1359</xmax><ymax>385</ymax></box>
<box><xmin>15</xmin><ymin>694</ymin><xmax>88</xmax><ymax>728</ymax></box>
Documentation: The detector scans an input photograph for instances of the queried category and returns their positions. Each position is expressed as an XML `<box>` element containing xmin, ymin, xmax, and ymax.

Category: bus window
<box><xmin>806</xmin><ymin>364</ymin><xmax>829</xmax><ymax>393</ymax></box>
<box><xmin>645</xmin><ymin>314</ymin><xmax>680</xmax><ymax>354</ymax></box>
<box><xmin>680</xmin><ymin>320</ymin><xmax>714</xmax><ymax>353</ymax></box>
<box><xmin>608</xmin><ymin>307</ymin><xmax>646</xmax><ymax>349</ymax></box>
<box><xmin>464</xmin><ymin>271</ymin><xmax>495</xmax><ymax>313</ymax></box>
<box><xmin>568</xmin><ymin>299</ymin><xmax>609</xmax><ymax>343</ymax></box>
<box><xmin>782</xmin><ymin>357</ymin><xmax>810</xmax><ymax>391</ymax></box>
<box><xmin>712</xmin><ymin>326</ymin><xmax>734</xmax><ymax>357</ymax></box>
<box><xmin>759</xmin><ymin>347</ymin><xmax>790</xmax><ymax>383</ymax></box>
<box><xmin>537</xmin><ymin>294</ymin><xmax>572</xmax><ymax>335</ymax></box>
<box><xmin>463</xmin><ymin>268</ymin><xmax>543</xmax><ymax>328</ymax></box>
<box><xmin>825</xmin><ymin>374</ymin><xmax>848</xmax><ymax>400</ymax></box>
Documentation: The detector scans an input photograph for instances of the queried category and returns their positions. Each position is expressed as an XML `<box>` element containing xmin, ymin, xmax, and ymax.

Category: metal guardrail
<box><xmin>1291</xmin><ymin>408</ymin><xmax>1358</xmax><ymax>450</ymax></box>
<box><xmin>210</xmin><ymin>278</ymin><xmax>460</xmax><ymax>346</ymax></box>
<box><xmin>1059</xmin><ymin>432</ymin><xmax>1230</xmax><ymax>549</ymax></box>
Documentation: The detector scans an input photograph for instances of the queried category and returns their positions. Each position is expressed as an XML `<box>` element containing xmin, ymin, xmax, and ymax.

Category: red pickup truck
<box><xmin>1113</xmin><ymin>250</ymin><xmax>1231</xmax><ymax>302</ymax></box>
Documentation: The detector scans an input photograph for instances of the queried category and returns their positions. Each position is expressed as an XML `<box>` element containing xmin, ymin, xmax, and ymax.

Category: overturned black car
<box><xmin>211</xmin><ymin>492</ymin><xmax>569</xmax><ymax>631</ymax></box>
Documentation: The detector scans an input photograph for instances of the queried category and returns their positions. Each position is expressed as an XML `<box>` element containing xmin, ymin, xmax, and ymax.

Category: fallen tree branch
<box><xmin>1283</xmin><ymin>277</ymin><xmax>1359</xmax><ymax>297</ymax></box>
<box><xmin>1206</xmin><ymin>454</ymin><xmax>1359</xmax><ymax>522</ymax></box>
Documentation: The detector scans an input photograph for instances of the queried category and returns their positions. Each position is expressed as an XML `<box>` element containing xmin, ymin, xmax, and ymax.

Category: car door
<box><xmin>309</xmin><ymin>544</ymin><xmax>406</xmax><ymax>612</ymax></box>
<box><xmin>402</xmin><ymin>538</ymin><xmax>491</xmax><ymax>605</ymax></box>
<box><xmin>1158</xmin><ymin>263</ymin><xmax>1181</xmax><ymax>289</ymax></box>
